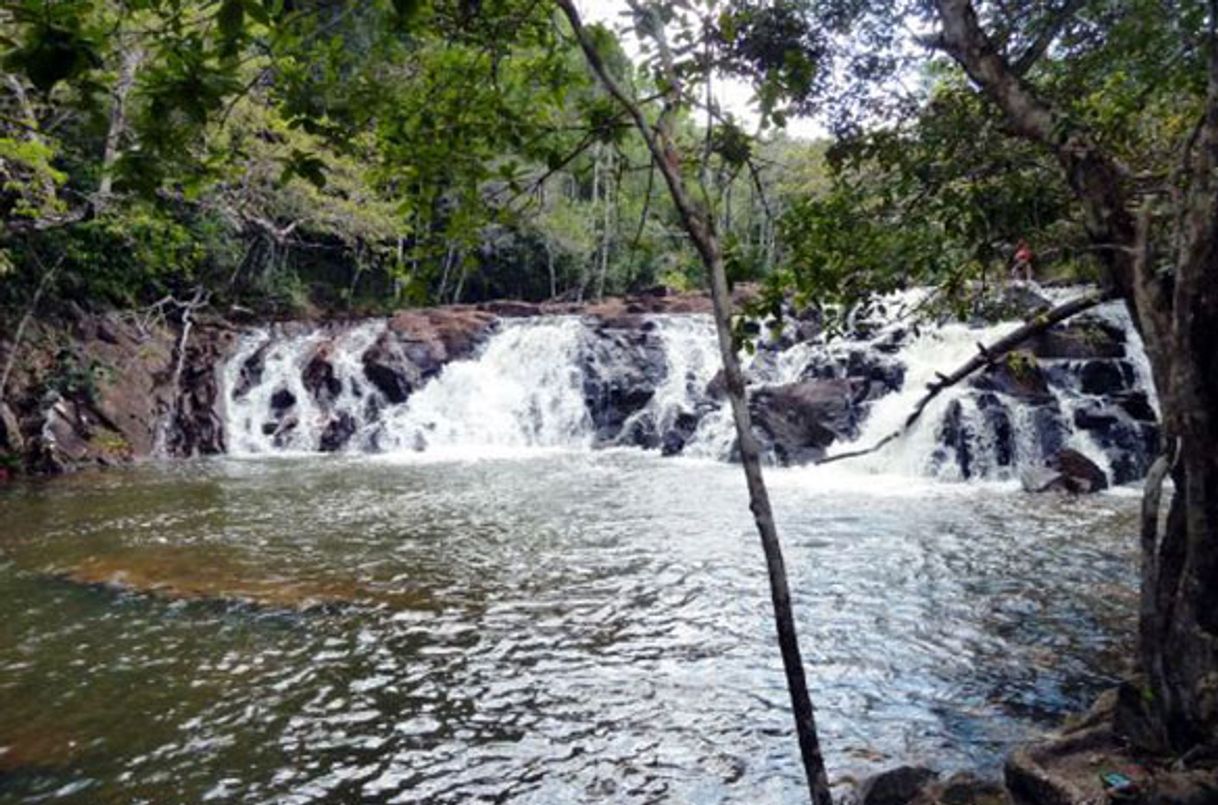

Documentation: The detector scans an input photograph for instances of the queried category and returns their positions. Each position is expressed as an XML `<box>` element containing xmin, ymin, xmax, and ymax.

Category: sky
<box><xmin>573</xmin><ymin>0</ymin><xmax>828</xmax><ymax>140</ymax></box>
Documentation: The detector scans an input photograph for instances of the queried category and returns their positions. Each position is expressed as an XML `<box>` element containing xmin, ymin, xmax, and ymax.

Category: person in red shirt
<box><xmin>1012</xmin><ymin>239</ymin><xmax>1035</xmax><ymax>282</ymax></box>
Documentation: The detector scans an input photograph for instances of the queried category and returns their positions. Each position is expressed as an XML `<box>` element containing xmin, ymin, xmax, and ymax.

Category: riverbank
<box><xmin>0</xmin><ymin>287</ymin><xmax>749</xmax><ymax>476</ymax></box>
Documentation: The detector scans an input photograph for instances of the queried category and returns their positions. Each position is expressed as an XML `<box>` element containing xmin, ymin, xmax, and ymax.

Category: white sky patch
<box><xmin>574</xmin><ymin>0</ymin><xmax>828</xmax><ymax>140</ymax></box>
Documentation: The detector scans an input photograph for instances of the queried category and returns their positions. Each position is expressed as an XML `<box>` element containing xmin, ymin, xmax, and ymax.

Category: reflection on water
<box><xmin>0</xmin><ymin>453</ymin><xmax>1137</xmax><ymax>803</ymax></box>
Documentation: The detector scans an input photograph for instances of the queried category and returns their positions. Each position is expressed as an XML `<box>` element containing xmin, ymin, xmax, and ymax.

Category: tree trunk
<box><xmin>97</xmin><ymin>44</ymin><xmax>143</xmax><ymax>206</ymax></box>
<box><xmin>556</xmin><ymin>3</ymin><xmax>833</xmax><ymax>802</ymax></box>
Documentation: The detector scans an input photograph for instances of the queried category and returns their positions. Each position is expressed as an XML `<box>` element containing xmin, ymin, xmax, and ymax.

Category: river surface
<box><xmin>0</xmin><ymin>452</ymin><xmax>1138</xmax><ymax>803</ymax></box>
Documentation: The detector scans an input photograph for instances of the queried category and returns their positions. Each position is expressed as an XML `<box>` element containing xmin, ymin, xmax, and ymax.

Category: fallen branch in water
<box><xmin>817</xmin><ymin>288</ymin><xmax>1117</xmax><ymax>466</ymax></box>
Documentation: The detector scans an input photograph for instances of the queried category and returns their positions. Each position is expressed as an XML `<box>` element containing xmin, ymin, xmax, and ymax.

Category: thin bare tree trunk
<box><xmin>97</xmin><ymin>44</ymin><xmax>143</xmax><ymax>206</ymax></box>
<box><xmin>556</xmin><ymin>4</ymin><xmax>832</xmax><ymax>802</ymax></box>
<box><xmin>0</xmin><ymin>253</ymin><xmax>61</xmax><ymax>404</ymax></box>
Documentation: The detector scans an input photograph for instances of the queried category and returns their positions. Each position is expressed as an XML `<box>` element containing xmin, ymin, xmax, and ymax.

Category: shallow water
<box><xmin>0</xmin><ymin>452</ymin><xmax>1138</xmax><ymax>803</ymax></box>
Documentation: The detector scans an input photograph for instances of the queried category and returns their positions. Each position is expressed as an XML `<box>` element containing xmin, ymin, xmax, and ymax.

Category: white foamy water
<box><xmin>220</xmin><ymin>288</ymin><xmax>1155</xmax><ymax>487</ymax></box>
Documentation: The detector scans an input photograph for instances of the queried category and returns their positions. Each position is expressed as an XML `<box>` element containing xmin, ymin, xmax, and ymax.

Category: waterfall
<box><xmin>220</xmin><ymin>290</ymin><xmax>1159</xmax><ymax>486</ymax></box>
<box><xmin>371</xmin><ymin>318</ymin><xmax>591</xmax><ymax>454</ymax></box>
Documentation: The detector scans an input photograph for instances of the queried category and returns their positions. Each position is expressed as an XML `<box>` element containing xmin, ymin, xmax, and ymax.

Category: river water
<box><xmin>0</xmin><ymin>451</ymin><xmax>1138</xmax><ymax>803</ymax></box>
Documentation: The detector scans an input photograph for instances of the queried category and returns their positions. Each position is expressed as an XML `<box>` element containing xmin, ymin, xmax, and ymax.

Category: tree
<box><xmin>555</xmin><ymin>2</ymin><xmax>833</xmax><ymax>802</ymax></box>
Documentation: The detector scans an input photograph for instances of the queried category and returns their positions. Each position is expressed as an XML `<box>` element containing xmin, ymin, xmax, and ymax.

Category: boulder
<box><xmin>971</xmin><ymin>352</ymin><xmax>1053</xmax><ymax>404</ymax></box>
<box><xmin>937</xmin><ymin>399</ymin><xmax>976</xmax><ymax>478</ymax></box>
<box><xmin>361</xmin><ymin>333</ymin><xmax>418</xmax><ymax>404</ymax></box>
<box><xmin>580</xmin><ymin>328</ymin><xmax>667</xmax><ymax>443</ymax></box>
<box><xmin>972</xmin><ymin>284</ymin><xmax>1052</xmax><ymax>323</ymax></box>
<box><xmin>857</xmin><ymin>766</ymin><xmax>938</xmax><ymax>805</ymax></box>
<box><xmin>1079</xmin><ymin>359</ymin><xmax>1132</xmax><ymax>396</ymax></box>
<box><xmin>319</xmin><ymin>412</ymin><xmax>357</xmax><ymax>452</ymax></box>
<box><xmin>1030</xmin><ymin>319</ymin><xmax>1125</xmax><ymax>360</ymax></box>
<box><xmin>302</xmin><ymin>344</ymin><xmax>342</xmax><ymax>407</ymax></box>
<box><xmin>749</xmin><ymin>379</ymin><xmax>858</xmax><ymax>465</ymax></box>
<box><xmin>270</xmin><ymin>388</ymin><xmax>296</xmax><ymax>413</ymax></box>
<box><xmin>1072</xmin><ymin>401</ymin><xmax>1159</xmax><ymax>484</ymax></box>
<box><xmin>616</xmin><ymin>411</ymin><xmax>660</xmax><ymax>450</ymax></box>
<box><xmin>660</xmin><ymin>410</ymin><xmax>700</xmax><ymax>456</ymax></box>
<box><xmin>1114</xmin><ymin>391</ymin><xmax>1157</xmax><ymax>422</ymax></box>
<box><xmin>911</xmin><ymin>772</ymin><xmax>1006</xmax><ymax>805</ymax></box>
<box><xmin>1053</xmin><ymin>448</ymin><xmax>1109</xmax><ymax>493</ymax></box>
<box><xmin>232</xmin><ymin>342</ymin><xmax>268</xmax><ymax>400</ymax></box>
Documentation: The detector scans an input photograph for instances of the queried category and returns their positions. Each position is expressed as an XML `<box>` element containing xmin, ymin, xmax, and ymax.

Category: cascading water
<box><xmin>220</xmin><ymin>288</ymin><xmax>1160</xmax><ymax>486</ymax></box>
<box><xmin>370</xmin><ymin>318</ymin><xmax>592</xmax><ymax>454</ymax></box>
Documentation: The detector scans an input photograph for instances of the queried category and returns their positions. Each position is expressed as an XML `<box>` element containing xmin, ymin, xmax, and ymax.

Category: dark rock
<box><xmin>1079</xmin><ymin>360</ymin><xmax>1130</xmax><ymax>395</ymax></box>
<box><xmin>617</xmin><ymin>412</ymin><xmax>659</xmax><ymax>450</ymax></box>
<box><xmin>270</xmin><ymin>388</ymin><xmax>296</xmax><ymax>412</ymax></box>
<box><xmin>846</xmin><ymin>350</ymin><xmax>905</xmax><ymax>399</ymax></box>
<box><xmin>705</xmin><ymin>369</ymin><xmax>727</xmax><ymax>402</ymax></box>
<box><xmin>1030</xmin><ymin>319</ymin><xmax>1125</xmax><ymax>360</ymax></box>
<box><xmin>319</xmin><ymin>412</ymin><xmax>357</xmax><ymax>452</ymax></box>
<box><xmin>912</xmin><ymin>772</ymin><xmax>1006</xmax><ymax>805</ymax></box>
<box><xmin>270</xmin><ymin>415</ymin><xmax>298</xmax><ymax>448</ymax></box>
<box><xmin>362</xmin><ymin>334</ymin><xmax>417</xmax><ymax>404</ymax></box>
<box><xmin>580</xmin><ymin>328</ymin><xmax>667</xmax><ymax>443</ymax></box>
<box><xmin>303</xmin><ymin>345</ymin><xmax>342</xmax><ymax>407</ymax></box>
<box><xmin>1051</xmin><ymin>448</ymin><xmax>1109</xmax><ymax>493</ymax></box>
<box><xmin>749</xmin><ymin>379</ymin><xmax>857</xmax><ymax>465</ymax></box>
<box><xmin>973</xmin><ymin>284</ymin><xmax>1051</xmax><ymax>323</ymax></box>
<box><xmin>1115</xmin><ymin>391</ymin><xmax>1157</xmax><ymax>422</ymax></box>
<box><xmin>1072</xmin><ymin>401</ymin><xmax>1159</xmax><ymax>484</ymax></box>
<box><xmin>232</xmin><ymin>342</ymin><xmax>268</xmax><ymax>400</ymax></box>
<box><xmin>938</xmin><ymin>399</ymin><xmax>975</xmax><ymax>478</ymax></box>
<box><xmin>660</xmin><ymin>410</ymin><xmax>700</xmax><ymax>456</ymax></box>
<box><xmin>971</xmin><ymin>352</ymin><xmax>1053</xmax><ymax>404</ymax></box>
<box><xmin>858</xmin><ymin>765</ymin><xmax>938</xmax><ymax>805</ymax></box>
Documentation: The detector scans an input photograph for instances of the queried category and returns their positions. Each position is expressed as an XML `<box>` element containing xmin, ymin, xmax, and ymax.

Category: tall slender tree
<box><xmin>555</xmin><ymin>3</ymin><xmax>832</xmax><ymax>802</ymax></box>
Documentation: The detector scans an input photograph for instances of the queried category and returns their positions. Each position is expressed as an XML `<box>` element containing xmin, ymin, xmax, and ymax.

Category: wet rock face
<box><xmin>750</xmin><ymin>379</ymin><xmax>859</xmax><ymax>465</ymax></box>
<box><xmin>1030</xmin><ymin>317</ymin><xmax>1126</xmax><ymax>360</ymax></box>
<box><xmin>361</xmin><ymin>334</ymin><xmax>418</xmax><ymax>404</ymax></box>
<box><xmin>302</xmin><ymin>345</ymin><xmax>342</xmax><ymax>406</ymax></box>
<box><xmin>580</xmin><ymin>325</ymin><xmax>668</xmax><ymax>444</ymax></box>
<box><xmin>319</xmin><ymin>412</ymin><xmax>357</xmax><ymax>452</ymax></box>
<box><xmin>971</xmin><ymin>352</ymin><xmax>1054</xmax><ymax>404</ymax></box>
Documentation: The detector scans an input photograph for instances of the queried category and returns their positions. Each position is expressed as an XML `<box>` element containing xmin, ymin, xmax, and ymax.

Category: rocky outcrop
<box><xmin>581</xmin><ymin>320</ymin><xmax>668</xmax><ymax>445</ymax></box>
<box><xmin>361</xmin><ymin>308</ymin><xmax>498</xmax><ymax>404</ymax></box>
<box><xmin>0</xmin><ymin>309</ymin><xmax>238</xmax><ymax>475</ymax></box>
<box><xmin>1021</xmin><ymin>448</ymin><xmax>1110</xmax><ymax>494</ymax></box>
<box><xmin>0</xmin><ymin>286</ymin><xmax>1162</xmax><ymax>482</ymax></box>
<box><xmin>750</xmin><ymin>379</ymin><xmax>859</xmax><ymax>465</ymax></box>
